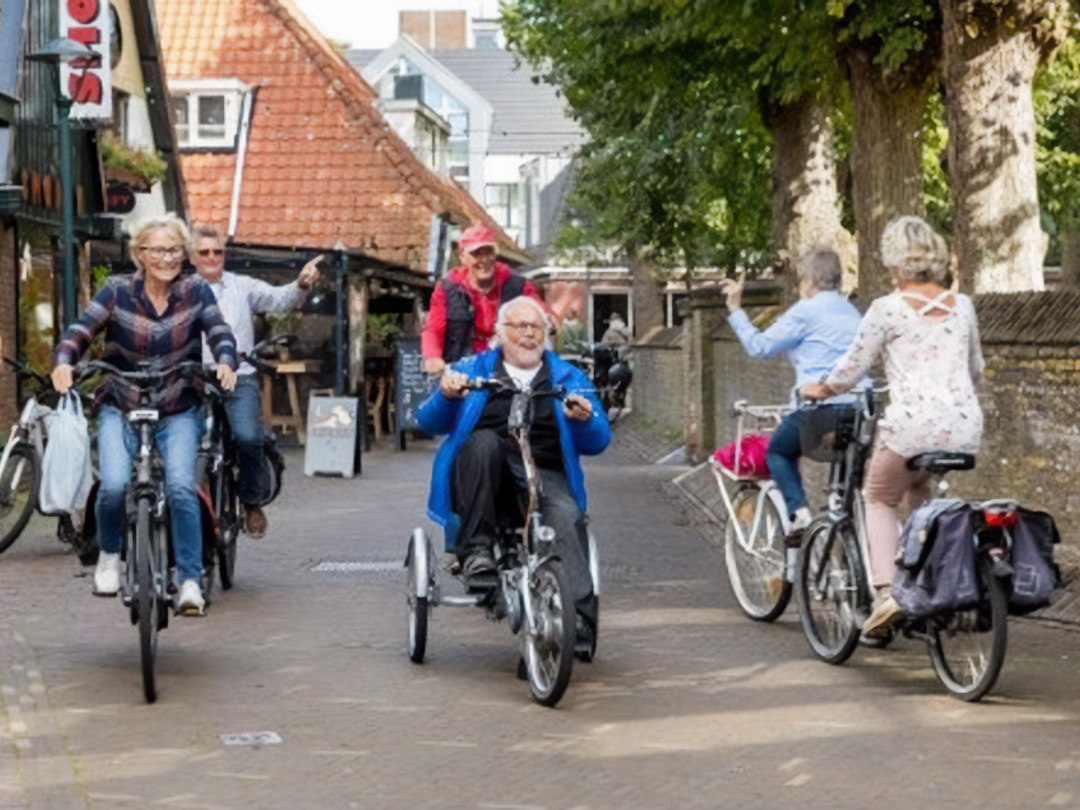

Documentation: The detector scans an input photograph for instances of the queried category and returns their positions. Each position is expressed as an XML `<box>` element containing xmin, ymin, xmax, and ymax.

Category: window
<box><xmin>197</xmin><ymin>95</ymin><xmax>226</xmax><ymax>140</ymax></box>
<box><xmin>111</xmin><ymin>89</ymin><xmax>129</xmax><ymax>141</ymax></box>
<box><xmin>172</xmin><ymin>96</ymin><xmax>189</xmax><ymax>144</ymax></box>
<box><xmin>485</xmin><ymin>183</ymin><xmax>520</xmax><ymax>229</ymax></box>
<box><xmin>169</xmin><ymin>79</ymin><xmax>248</xmax><ymax>149</ymax></box>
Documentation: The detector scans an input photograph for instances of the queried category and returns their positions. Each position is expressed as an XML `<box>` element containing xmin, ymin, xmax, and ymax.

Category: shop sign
<box><xmin>60</xmin><ymin>0</ymin><xmax>112</xmax><ymax>119</ymax></box>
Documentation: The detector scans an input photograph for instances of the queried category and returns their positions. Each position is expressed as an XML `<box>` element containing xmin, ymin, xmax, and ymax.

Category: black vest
<box><xmin>442</xmin><ymin>272</ymin><xmax>527</xmax><ymax>363</ymax></box>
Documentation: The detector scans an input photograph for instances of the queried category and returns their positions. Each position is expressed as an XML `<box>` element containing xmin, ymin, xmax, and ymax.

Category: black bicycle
<box><xmin>196</xmin><ymin>336</ymin><xmax>289</xmax><ymax>590</ymax></box>
<box><xmin>73</xmin><ymin>358</ymin><xmax>221</xmax><ymax>703</ymax></box>
<box><xmin>794</xmin><ymin>390</ymin><xmax>1012</xmax><ymax>701</ymax></box>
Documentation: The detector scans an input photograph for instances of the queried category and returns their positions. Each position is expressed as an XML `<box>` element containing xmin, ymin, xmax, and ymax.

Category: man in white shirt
<box><xmin>190</xmin><ymin>224</ymin><xmax>322</xmax><ymax>537</ymax></box>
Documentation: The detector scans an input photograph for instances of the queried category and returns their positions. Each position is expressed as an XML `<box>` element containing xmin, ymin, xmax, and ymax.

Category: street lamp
<box><xmin>27</xmin><ymin>37</ymin><xmax>96</xmax><ymax>329</ymax></box>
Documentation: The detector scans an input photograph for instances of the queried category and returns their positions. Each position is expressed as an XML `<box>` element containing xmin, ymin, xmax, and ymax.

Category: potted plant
<box><xmin>98</xmin><ymin>131</ymin><xmax>168</xmax><ymax>194</ymax></box>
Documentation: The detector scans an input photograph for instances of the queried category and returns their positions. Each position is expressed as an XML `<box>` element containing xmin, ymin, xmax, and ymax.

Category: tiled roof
<box><xmin>157</xmin><ymin>0</ymin><xmax>518</xmax><ymax>273</ymax></box>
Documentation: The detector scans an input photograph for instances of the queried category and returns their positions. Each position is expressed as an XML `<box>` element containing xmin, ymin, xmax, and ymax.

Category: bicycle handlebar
<box><xmin>4</xmin><ymin>356</ymin><xmax>51</xmax><ymax>389</ymax></box>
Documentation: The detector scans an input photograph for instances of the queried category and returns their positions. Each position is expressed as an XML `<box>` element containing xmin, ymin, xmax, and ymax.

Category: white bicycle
<box><xmin>709</xmin><ymin>400</ymin><xmax>797</xmax><ymax>622</ymax></box>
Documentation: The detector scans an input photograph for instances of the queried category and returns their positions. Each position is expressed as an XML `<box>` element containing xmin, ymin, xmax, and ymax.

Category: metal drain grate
<box><xmin>310</xmin><ymin>561</ymin><xmax>402</xmax><ymax>573</ymax></box>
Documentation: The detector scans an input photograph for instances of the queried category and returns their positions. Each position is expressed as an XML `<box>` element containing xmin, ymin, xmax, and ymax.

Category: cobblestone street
<box><xmin>3</xmin><ymin>433</ymin><xmax>1080</xmax><ymax>810</ymax></box>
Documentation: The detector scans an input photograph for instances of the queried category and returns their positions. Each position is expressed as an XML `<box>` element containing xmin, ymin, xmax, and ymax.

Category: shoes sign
<box><xmin>61</xmin><ymin>0</ymin><xmax>113</xmax><ymax>119</ymax></box>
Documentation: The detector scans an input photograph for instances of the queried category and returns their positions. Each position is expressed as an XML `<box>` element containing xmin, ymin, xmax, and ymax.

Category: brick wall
<box><xmin>630</xmin><ymin>289</ymin><xmax>1080</xmax><ymax>571</ymax></box>
<box><xmin>627</xmin><ymin>328</ymin><xmax>684</xmax><ymax>440</ymax></box>
<box><xmin>0</xmin><ymin>220</ymin><xmax>17</xmax><ymax>428</ymax></box>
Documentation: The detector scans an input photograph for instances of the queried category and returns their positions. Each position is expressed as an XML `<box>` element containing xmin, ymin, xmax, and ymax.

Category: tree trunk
<box><xmin>847</xmin><ymin>49</ymin><xmax>932</xmax><ymax>299</ymax></box>
<box><xmin>629</xmin><ymin>251</ymin><xmax>665</xmax><ymax>338</ymax></box>
<box><xmin>764</xmin><ymin>95</ymin><xmax>857</xmax><ymax>292</ymax></box>
<box><xmin>941</xmin><ymin>0</ymin><xmax>1059</xmax><ymax>293</ymax></box>
<box><xmin>1061</xmin><ymin>230</ymin><xmax>1080</xmax><ymax>287</ymax></box>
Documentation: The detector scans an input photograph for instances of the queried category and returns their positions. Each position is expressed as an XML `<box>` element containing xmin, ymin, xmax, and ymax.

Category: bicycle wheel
<box><xmin>135</xmin><ymin>498</ymin><xmax>159</xmax><ymax>704</ymax></box>
<box><xmin>523</xmin><ymin>559</ymin><xmax>576</xmax><ymax>707</ymax></box>
<box><xmin>0</xmin><ymin>444</ymin><xmax>39</xmax><ymax>555</ymax></box>
<box><xmin>217</xmin><ymin>468</ymin><xmax>238</xmax><ymax>591</ymax></box>
<box><xmin>724</xmin><ymin>485</ymin><xmax>791</xmax><ymax>621</ymax></box>
<box><xmin>795</xmin><ymin>518</ymin><xmax>863</xmax><ymax>665</ymax></box>
<box><xmin>927</xmin><ymin>556</ymin><xmax>1008</xmax><ymax>702</ymax></box>
<box><xmin>405</xmin><ymin>531</ymin><xmax>429</xmax><ymax>664</ymax></box>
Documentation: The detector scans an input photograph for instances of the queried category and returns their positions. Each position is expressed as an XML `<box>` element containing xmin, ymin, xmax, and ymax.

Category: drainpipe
<box><xmin>227</xmin><ymin>87</ymin><xmax>257</xmax><ymax>237</ymax></box>
<box><xmin>334</xmin><ymin>251</ymin><xmax>346</xmax><ymax>396</ymax></box>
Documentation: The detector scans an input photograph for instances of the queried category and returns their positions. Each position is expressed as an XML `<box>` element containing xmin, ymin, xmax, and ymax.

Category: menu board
<box><xmin>394</xmin><ymin>337</ymin><xmax>435</xmax><ymax>450</ymax></box>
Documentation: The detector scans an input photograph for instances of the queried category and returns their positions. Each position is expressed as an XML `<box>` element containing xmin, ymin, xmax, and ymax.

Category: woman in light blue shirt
<box><xmin>720</xmin><ymin>249</ymin><xmax>863</xmax><ymax>531</ymax></box>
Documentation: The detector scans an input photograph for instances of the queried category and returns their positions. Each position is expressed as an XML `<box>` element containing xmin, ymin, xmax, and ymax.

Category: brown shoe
<box><xmin>244</xmin><ymin>505</ymin><xmax>268</xmax><ymax>539</ymax></box>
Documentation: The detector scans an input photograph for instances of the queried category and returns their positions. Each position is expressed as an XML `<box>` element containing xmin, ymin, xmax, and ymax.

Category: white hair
<box><xmin>880</xmin><ymin>215</ymin><xmax>950</xmax><ymax>283</ymax></box>
<box><xmin>493</xmin><ymin>295</ymin><xmax>549</xmax><ymax>347</ymax></box>
<box><xmin>796</xmin><ymin>248</ymin><xmax>843</xmax><ymax>291</ymax></box>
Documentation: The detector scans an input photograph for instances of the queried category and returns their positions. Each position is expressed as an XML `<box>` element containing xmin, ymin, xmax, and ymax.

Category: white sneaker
<box><xmin>93</xmin><ymin>552</ymin><xmax>121</xmax><ymax>596</ymax></box>
<box><xmin>789</xmin><ymin>507</ymin><xmax>813</xmax><ymax>533</ymax></box>
<box><xmin>176</xmin><ymin>579</ymin><xmax>205</xmax><ymax>616</ymax></box>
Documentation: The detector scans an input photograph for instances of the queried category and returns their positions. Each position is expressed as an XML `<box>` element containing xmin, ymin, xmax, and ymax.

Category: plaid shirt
<box><xmin>55</xmin><ymin>272</ymin><xmax>238</xmax><ymax>415</ymax></box>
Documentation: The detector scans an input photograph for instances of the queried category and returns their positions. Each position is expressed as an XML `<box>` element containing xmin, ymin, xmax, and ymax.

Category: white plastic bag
<box><xmin>38</xmin><ymin>393</ymin><xmax>93</xmax><ymax>515</ymax></box>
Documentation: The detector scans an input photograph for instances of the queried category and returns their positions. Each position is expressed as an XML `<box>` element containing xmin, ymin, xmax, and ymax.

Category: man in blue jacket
<box><xmin>417</xmin><ymin>295</ymin><xmax>610</xmax><ymax>638</ymax></box>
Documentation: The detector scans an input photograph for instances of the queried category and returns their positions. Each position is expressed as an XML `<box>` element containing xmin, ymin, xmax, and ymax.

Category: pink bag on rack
<box><xmin>712</xmin><ymin>433</ymin><xmax>771</xmax><ymax>479</ymax></box>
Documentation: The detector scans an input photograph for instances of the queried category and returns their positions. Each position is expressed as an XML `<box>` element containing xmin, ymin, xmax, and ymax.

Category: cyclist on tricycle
<box><xmin>413</xmin><ymin>295</ymin><xmax>609</xmax><ymax>701</ymax></box>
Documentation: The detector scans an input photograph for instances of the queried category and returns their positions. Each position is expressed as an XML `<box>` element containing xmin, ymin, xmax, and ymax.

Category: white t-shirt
<box><xmin>503</xmin><ymin>361</ymin><xmax>541</xmax><ymax>390</ymax></box>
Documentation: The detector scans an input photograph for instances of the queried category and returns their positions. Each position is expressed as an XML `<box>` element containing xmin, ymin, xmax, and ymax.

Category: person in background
<box><xmin>719</xmin><ymin>248</ymin><xmax>863</xmax><ymax>533</ymax></box>
<box><xmin>422</xmin><ymin>223</ymin><xmax>544</xmax><ymax>374</ymax></box>
<box><xmin>599</xmin><ymin>312</ymin><xmax>632</xmax><ymax>348</ymax></box>
<box><xmin>557</xmin><ymin>308</ymin><xmax>587</xmax><ymax>355</ymax></box>
<box><xmin>189</xmin><ymin>224</ymin><xmax>322</xmax><ymax>539</ymax></box>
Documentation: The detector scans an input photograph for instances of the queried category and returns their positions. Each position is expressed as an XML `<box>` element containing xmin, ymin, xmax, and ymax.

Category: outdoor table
<box><xmin>260</xmin><ymin>359</ymin><xmax>322</xmax><ymax>445</ymax></box>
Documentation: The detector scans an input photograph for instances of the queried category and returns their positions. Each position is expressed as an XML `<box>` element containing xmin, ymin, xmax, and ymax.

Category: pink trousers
<box><xmin>862</xmin><ymin>445</ymin><xmax>931</xmax><ymax>588</ymax></box>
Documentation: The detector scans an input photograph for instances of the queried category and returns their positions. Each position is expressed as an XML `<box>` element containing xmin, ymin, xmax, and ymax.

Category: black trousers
<box><xmin>451</xmin><ymin>429</ymin><xmax>596</xmax><ymax>623</ymax></box>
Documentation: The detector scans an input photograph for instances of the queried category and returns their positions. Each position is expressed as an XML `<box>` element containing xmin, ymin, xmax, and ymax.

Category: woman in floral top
<box><xmin>802</xmin><ymin>215</ymin><xmax>984</xmax><ymax>637</ymax></box>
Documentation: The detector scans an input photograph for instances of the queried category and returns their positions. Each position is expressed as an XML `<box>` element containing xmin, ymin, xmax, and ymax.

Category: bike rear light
<box><xmin>983</xmin><ymin>508</ymin><xmax>1018</xmax><ymax>528</ymax></box>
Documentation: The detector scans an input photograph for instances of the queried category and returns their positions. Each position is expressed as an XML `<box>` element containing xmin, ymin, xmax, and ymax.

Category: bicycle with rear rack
<box><xmin>0</xmin><ymin>357</ymin><xmax>96</xmax><ymax>561</ymax></box>
<box><xmin>404</xmin><ymin>377</ymin><xmax>601</xmax><ymax>707</ymax></box>
<box><xmin>73</xmin><ymin>357</ymin><xmax>221</xmax><ymax>704</ymax></box>
<box><xmin>706</xmin><ymin>400</ymin><xmax>797</xmax><ymax>622</ymax></box>
<box><xmin>794</xmin><ymin>389</ymin><xmax>1013</xmax><ymax>701</ymax></box>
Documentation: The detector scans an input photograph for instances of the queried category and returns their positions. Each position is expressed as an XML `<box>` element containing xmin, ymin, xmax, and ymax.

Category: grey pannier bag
<box><xmin>892</xmin><ymin>499</ymin><xmax>979</xmax><ymax>621</ymax></box>
<box><xmin>1005</xmin><ymin>507</ymin><xmax>1060</xmax><ymax>614</ymax></box>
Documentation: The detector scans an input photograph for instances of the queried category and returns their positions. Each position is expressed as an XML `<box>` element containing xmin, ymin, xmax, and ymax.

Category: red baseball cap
<box><xmin>458</xmin><ymin>224</ymin><xmax>498</xmax><ymax>256</ymax></box>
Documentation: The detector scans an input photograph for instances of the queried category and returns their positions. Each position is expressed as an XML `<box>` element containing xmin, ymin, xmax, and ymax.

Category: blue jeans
<box><xmin>222</xmin><ymin>375</ymin><xmax>269</xmax><ymax>506</ymax></box>
<box><xmin>96</xmin><ymin>406</ymin><xmax>204</xmax><ymax>583</ymax></box>
<box><xmin>767</xmin><ymin>410</ymin><xmax>807</xmax><ymax>517</ymax></box>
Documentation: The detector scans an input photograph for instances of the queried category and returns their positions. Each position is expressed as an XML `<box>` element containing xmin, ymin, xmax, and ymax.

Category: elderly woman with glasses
<box><xmin>51</xmin><ymin>215</ymin><xmax>238</xmax><ymax>616</ymax></box>
<box><xmin>802</xmin><ymin>215</ymin><xmax>985</xmax><ymax>637</ymax></box>
<box><xmin>416</xmin><ymin>295</ymin><xmax>610</xmax><ymax>648</ymax></box>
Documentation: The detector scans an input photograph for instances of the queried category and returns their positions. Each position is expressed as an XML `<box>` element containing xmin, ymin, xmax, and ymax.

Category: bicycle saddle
<box><xmin>906</xmin><ymin>452</ymin><xmax>975</xmax><ymax>473</ymax></box>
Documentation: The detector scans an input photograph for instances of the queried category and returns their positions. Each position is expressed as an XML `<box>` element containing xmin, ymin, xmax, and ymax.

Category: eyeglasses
<box><xmin>197</xmin><ymin>248</ymin><xmax>225</xmax><ymax>257</ymax></box>
<box><xmin>505</xmin><ymin>322</ymin><xmax>546</xmax><ymax>335</ymax></box>
<box><xmin>138</xmin><ymin>246</ymin><xmax>183</xmax><ymax>259</ymax></box>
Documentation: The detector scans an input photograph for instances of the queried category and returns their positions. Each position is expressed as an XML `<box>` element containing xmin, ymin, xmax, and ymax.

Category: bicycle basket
<box><xmin>799</xmin><ymin>406</ymin><xmax>856</xmax><ymax>462</ymax></box>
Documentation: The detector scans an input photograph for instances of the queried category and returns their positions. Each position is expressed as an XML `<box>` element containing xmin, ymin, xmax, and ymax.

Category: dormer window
<box><xmin>170</xmin><ymin>78</ymin><xmax>248</xmax><ymax>149</ymax></box>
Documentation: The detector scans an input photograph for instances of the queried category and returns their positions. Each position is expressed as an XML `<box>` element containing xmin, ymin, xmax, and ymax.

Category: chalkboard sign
<box><xmin>394</xmin><ymin>336</ymin><xmax>436</xmax><ymax>450</ymax></box>
<box><xmin>304</xmin><ymin>395</ymin><xmax>360</xmax><ymax>477</ymax></box>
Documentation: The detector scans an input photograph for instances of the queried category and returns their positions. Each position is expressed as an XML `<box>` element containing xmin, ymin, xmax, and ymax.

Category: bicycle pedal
<box><xmin>91</xmin><ymin>589</ymin><xmax>119</xmax><ymax>598</ymax></box>
<box><xmin>176</xmin><ymin>605</ymin><xmax>206</xmax><ymax>618</ymax></box>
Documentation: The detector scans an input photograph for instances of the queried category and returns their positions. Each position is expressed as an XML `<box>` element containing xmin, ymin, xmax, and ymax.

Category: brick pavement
<box><xmin>1</xmin><ymin>435</ymin><xmax>1080</xmax><ymax>809</ymax></box>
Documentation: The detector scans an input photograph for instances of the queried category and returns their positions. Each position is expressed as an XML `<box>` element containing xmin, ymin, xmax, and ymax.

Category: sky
<box><xmin>293</xmin><ymin>0</ymin><xmax>503</xmax><ymax>50</ymax></box>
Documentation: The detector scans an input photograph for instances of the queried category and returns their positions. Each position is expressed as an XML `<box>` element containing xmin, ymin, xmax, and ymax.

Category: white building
<box><xmin>349</xmin><ymin>11</ymin><xmax>585</xmax><ymax>257</ymax></box>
